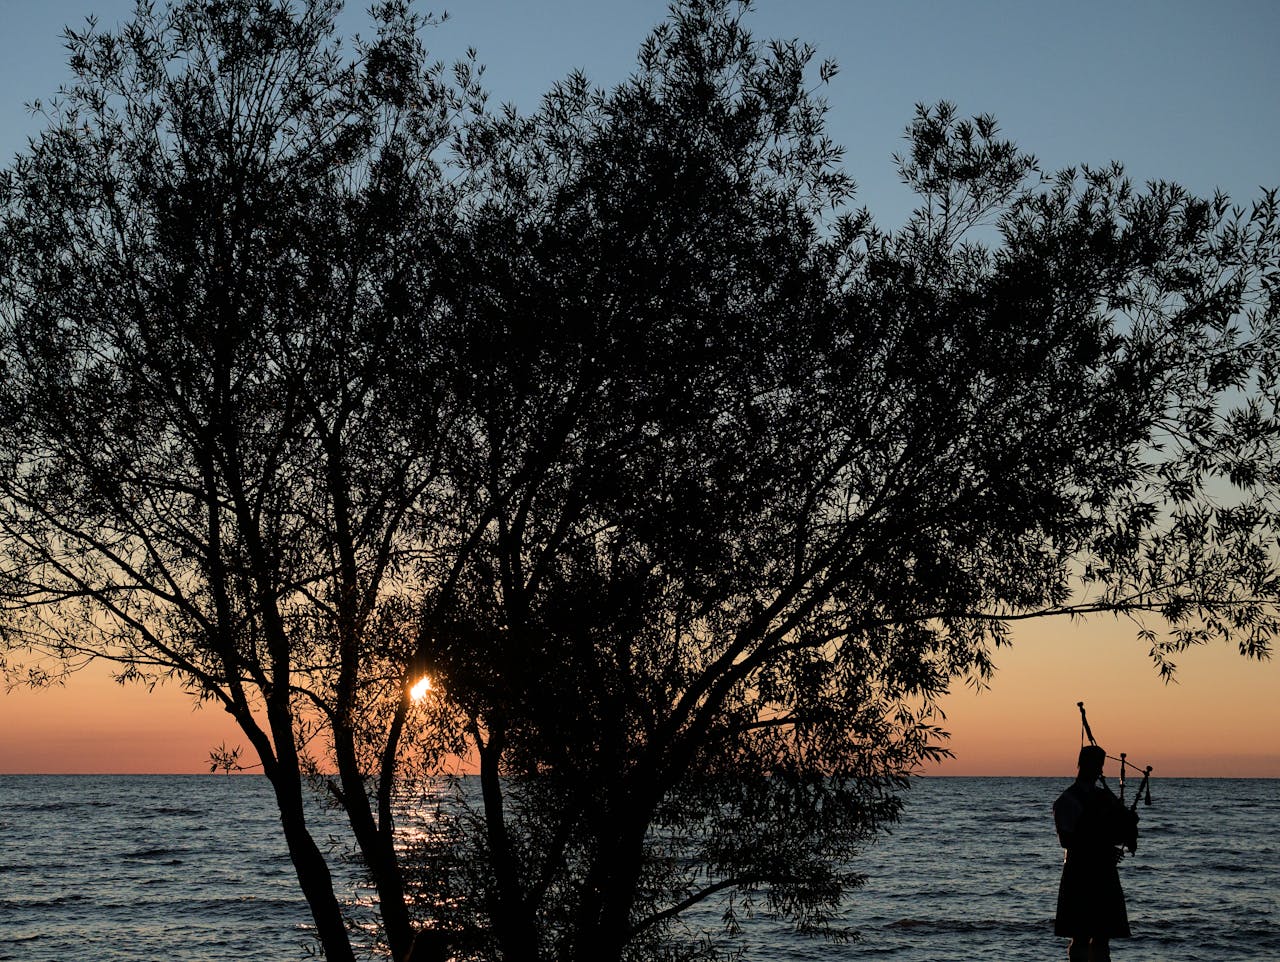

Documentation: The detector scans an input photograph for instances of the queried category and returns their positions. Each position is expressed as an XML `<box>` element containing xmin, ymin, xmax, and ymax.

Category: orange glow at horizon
<box><xmin>931</xmin><ymin>617</ymin><xmax>1280</xmax><ymax>778</ymax></box>
<box><xmin>1</xmin><ymin>618</ymin><xmax>1277</xmax><ymax>776</ymax></box>
<box><xmin>0</xmin><ymin>662</ymin><xmax>245</xmax><ymax>774</ymax></box>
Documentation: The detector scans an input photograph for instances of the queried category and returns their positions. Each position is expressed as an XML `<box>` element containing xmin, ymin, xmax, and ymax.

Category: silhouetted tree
<box><xmin>0</xmin><ymin>2</ymin><xmax>479</xmax><ymax>960</ymax></box>
<box><xmin>406</xmin><ymin>4</ymin><xmax>1280</xmax><ymax>962</ymax></box>
<box><xmin>3</xmin><ymin>2</ymin><xmax>1279</xmax><ymax>962</ymax></box>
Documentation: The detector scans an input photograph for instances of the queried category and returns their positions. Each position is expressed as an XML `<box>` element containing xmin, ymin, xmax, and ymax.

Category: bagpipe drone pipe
<box><xmin>1078</xmin><ymin>701</ymin><xmax>1152</xmax><ymax>855</ymax></box>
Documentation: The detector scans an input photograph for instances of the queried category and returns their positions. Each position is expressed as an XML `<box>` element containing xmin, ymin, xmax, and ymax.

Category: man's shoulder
<box><xmin>1053</xmin><ymin>783</ymin><xmax>1084</xmax><ymax>812</ymax></box>
<box><xmin>1055</xmin><ymin>781</ymin><xmax>1085</xmax><ymax>802</ymax></box>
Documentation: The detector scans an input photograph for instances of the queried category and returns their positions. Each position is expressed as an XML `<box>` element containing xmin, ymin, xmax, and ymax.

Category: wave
<box><xmin>885</xmin><ymin>916</ymin><xmax>1052</xmax><ymax>934</ymax></box>
<box><xmin>0</xmin><ymin>893</ymin><xmax>89</xmax><ymax>910</ymax></box>
<box><xmin>3</xmin><ymin>800</ymin><xmax>114</xmax><ymax>813</ymax></box>
<box><xmin>121</xmin><ymin>847</ymin><xmax>182</xmax><ymax>861</ymax></box>
<box><xmin>0</xmin><ymin>931</ymin><xmax>46</xmax><ymax>959</ymax></box>
<box><xmin>120</xmin><ymin>856</ymin><xmax>185</xmax><ymax>867</ymax></box>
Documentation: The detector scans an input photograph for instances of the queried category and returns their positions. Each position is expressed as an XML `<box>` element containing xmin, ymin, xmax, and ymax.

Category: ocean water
<box><xmin>0</xmin><ymin>775</ymin><xmax>1276</xmax><ymax>961</ymax></box>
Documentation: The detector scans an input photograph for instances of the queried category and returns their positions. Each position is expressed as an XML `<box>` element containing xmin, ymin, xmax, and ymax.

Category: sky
<box><xmin>1</xmin><ymin>0</ymin><xmax>1278</xmax><ymax>776</ymax></box>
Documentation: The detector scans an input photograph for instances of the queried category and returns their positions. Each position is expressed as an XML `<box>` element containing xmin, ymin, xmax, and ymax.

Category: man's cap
<box><xmin>1078</xmin><ymin>744</ymin><xmax>1106</xmax><ymax>770</ymax></box>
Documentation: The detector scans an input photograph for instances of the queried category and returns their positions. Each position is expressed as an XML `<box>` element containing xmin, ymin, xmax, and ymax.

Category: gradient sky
<box><xmin>1</xmin><ymin>0</ymin><xmax>1278</xmax><ymax>776</ymax></box>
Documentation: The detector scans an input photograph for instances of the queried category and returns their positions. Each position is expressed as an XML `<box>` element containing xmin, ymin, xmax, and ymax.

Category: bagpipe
<box><xmin>1078</xmin><ymin>701</ymin><xmax>1153</xmax><ymax>811</ymax></box>
<box><xmin>1078</xmin><ymin>702</ymin><xmax>1152</xmax><ymax>856</ymax></box>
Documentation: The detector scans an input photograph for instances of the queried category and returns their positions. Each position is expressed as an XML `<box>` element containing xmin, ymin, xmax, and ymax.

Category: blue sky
<box><xmin>2</xmin><ymin>1</ymin><xmax>1276</xmax><ymax>229</ymax></box>
<box><xmin>2</xmin><ymin>1</ymin><xmax>1278</xmax><ymax>774</ymax></box>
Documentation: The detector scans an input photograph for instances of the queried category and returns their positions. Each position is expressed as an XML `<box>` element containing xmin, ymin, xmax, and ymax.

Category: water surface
<box><xmin>1</xmin><ymin>775</ymin><xmax>1275</xmax><ymax>960</ymax></box>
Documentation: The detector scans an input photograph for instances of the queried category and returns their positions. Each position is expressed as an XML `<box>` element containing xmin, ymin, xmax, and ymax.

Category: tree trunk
<box><xmin>332</xmin><ymin>747</ymin><xmax>442</xmax><ymax>962</ymax></box>
<box><xmin>478</xmin><ymin>732</ymin><xmax>542</xmax><ymax>962</ymax></box>
<box><xmin>229</xmin><ymin>696</ymin><xmax>360</xmax><ymax>962</ymax></box>
<box><xmin>571</xmin><ymin>841</ymin><xmax>645</xmax><ymax>962</ymax></box>
<box><xmin>569</xmin><ymin>776</ymin><xmax>660</xmax><ymax>962</ymax></box>
<box><xmin>270</xmin><ymin>774</ymin><xmax>359</xmax><ymax>962</ymax></box>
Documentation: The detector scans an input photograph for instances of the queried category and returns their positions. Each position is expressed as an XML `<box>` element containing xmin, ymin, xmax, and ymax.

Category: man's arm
<box><xmin>1053</xmin><ymin>789</ymin><xmax>1083</xmax><ymax>849</ymax></box>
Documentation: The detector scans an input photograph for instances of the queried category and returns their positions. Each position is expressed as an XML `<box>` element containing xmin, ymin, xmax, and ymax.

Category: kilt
<box><xmin>1054</xmin><ymin>850</ymin><xmax>1131</xmax><ymax>939</ymax></box>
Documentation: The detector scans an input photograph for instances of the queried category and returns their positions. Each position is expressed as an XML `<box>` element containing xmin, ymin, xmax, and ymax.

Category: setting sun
<box><xmin>409</xmin><ymin>676</ymin><xmax>432</xmax><ymax>701</ymax></box>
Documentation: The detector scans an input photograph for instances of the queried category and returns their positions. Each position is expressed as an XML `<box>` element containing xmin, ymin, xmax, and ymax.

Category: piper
<box><xmin>1051</xmin><ymin>703</ymin><xmax>1153</xmax><ymax>962</ymax></box>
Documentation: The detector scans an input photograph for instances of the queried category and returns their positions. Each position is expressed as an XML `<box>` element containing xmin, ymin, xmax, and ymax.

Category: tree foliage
<box><xmin>0</xmin><ymin>2</ymin><xmax>479</xmax><ymax>959</ymax></box>
<box><xmin>406</xmin><ymin>8</ymin><xmax>1280</xmax><ymax>961</ymax></box>
<box><xmin>2</xmin><ymin>2</ymin><xmax>1278</xmax><ymax>961</ymax></box>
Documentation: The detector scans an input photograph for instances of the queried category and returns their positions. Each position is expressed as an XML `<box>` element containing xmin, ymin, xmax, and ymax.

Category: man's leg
<box><xmin>1087</xmin><ymin>938</ymin><xmax>1111</xmax><ymax>961</ymax></box>
<box><xmin>1067</xmin><ymin>938</ymin><xmax>1089</xmax><ymax>962</ymax></box>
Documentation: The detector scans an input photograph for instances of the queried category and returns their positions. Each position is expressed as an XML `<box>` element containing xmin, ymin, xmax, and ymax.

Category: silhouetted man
<box><xmin>1053</xmin><ymin>744</ymin><xmax>1138</xmax><ymax>961</ymax></box>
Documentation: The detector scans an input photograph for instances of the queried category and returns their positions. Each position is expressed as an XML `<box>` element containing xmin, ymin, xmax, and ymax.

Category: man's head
<box><xmin>1077</xmin><ymin>744</ymin><xmax>1107</xmax><ymax>778</ymax></box>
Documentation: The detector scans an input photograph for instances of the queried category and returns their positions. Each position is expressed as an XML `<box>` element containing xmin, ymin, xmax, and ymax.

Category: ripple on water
<box><xmin>1</xmin><ymin>775</ymin><xmax>1277</xmax><ymax>962</ymax></box>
